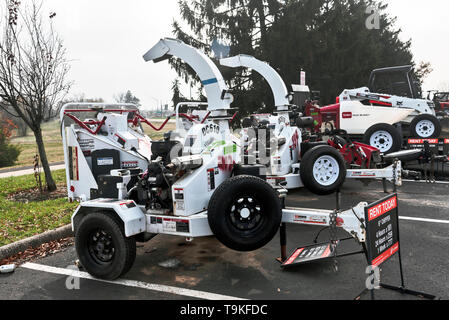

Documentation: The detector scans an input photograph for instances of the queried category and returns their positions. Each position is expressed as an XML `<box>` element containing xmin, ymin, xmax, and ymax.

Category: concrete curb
<box><xmin>0</xmin><ymin>224</ymin><xmax>73</xmax><ymax>262</ymax></box>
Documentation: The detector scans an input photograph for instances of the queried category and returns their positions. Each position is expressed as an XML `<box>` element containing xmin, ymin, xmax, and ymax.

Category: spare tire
<box><xmin>207</xmin><ymin>175</ymin><xmax>282</xmax><ymax>252</ymax></box>
<box><xmin>300</xmin><ymin>145</ymin><xmax>347</xmax><ymax>195</ymax></box>
<box><xmin>410</xmin><ymin>114</ymin><xmax>441</xmax><ymax>138</ymax></box>
<box><xmin>364</xmin><ymin>123</ymin><xmax>402</xmax><ymax>154</ymax></box>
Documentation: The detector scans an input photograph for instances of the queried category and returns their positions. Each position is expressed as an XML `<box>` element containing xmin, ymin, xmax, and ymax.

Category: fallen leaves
<box><xmin>6</xmin><ymin>184</ymin><xmax>67</xmax><ymax>203</ymax></box>
<box><xmin>0</xmin><ymin>237</ymin><xmax>74</xmax><ymax>266</ymax></box>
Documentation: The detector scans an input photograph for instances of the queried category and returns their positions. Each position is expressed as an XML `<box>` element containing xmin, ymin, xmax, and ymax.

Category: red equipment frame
<box><xmin>63</xmin><ymin>108</ymin><xmax>213</xmax><ymax>135</ymax></box>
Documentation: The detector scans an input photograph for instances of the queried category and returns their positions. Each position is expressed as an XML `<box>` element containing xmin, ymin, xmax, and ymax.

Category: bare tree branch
<box><xmin>0</xmin><ymin>0</ymin><xmax>73</xmax><ymax>191</ymax></box>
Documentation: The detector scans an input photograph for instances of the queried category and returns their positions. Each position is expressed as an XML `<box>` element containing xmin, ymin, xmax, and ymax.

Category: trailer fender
<box><xmin>71</xmin><ymin>200</ymin><xmax>146</xmax><ymax>237</ymax></box>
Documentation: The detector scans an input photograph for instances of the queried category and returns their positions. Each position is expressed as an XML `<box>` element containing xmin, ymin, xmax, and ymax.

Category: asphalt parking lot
<box><xmin>1</xmin><ymin>179</ymin><xmax>448</xmax><ymax>300</ymax></box>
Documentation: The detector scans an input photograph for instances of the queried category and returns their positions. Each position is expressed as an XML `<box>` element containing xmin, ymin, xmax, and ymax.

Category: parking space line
<box><xmin>21</xmin><ymin>262</ymin><xmax>246</xmax><ymax>300</ymax></box>
<box><xmin>403</xmin><ymin>179</ymin><xmax>449</xmax><ymax>185</ymax></box>
<box><xmin>399</xmin><ymin>216</ymin><xmax>449</xmax><ymax>225</ymax></box>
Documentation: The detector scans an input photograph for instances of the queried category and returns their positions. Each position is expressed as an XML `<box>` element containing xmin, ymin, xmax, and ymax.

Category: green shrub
<box><xmin>0</xmin><ymin>119</ymin><xmax>21</xmax><ymax>168</ymax></box>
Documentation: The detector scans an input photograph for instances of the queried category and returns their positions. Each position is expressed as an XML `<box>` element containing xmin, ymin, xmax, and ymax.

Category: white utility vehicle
<box><xmin>339</xmin><ymin>87</ymin><xmax>441</xmax><ymax>139</ymax></box>
<box><xmin>63</xmin><ymin>38</ymin><xmax>394</xmax><ymax>280</ymax></box>
<box><xmin>301</xmin><ymin>67</ymin><xmax>441</xmax><ymax>154</ymax></box>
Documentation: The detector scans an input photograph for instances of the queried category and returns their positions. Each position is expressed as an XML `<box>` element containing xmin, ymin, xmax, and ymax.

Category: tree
<box><xmin>171</xmin><ymin>78</ymin><xmax>183</xmax><ymax>109</ymax></box>
<box><xmin>264</xmin><ymin>0</ymin><xmax>415</xmax><ymax>104</ymax></box>
<box><xmin>114</xmin><ymin>90</ymin><xmax>141</xmax><ymax>107</ymax></box>
<box><xmin>171</xmin><ymin>0</ymin><xmax>282</xmax><ymax>119</ymax></box>
<box><xmin>415</xmin><ymin>61</ymin><xmax>433</xmax><ymax>82</ymax></box>
<box><xmin>171</xmin><ymin>0</ymin><xmax>416</xmax><ymax>114</ymax></box>
<box><xmin>0</xmin><ymin>100</ymin><xmax>28</xmax><ymax>136</ymax></box>
<box><xmin>65</xmin><ymin>93</ymin><xmax>104</xmax><ymax>104</ymax></box>
<box><xmin>171</xmin><ymin>78</ymin><xmax>196</xmax><ymax>109</ymax></box>
<box><xmin>0</xmin><ymin>0</ymin><xmax>72</xmax><ymax>191</ymax></box>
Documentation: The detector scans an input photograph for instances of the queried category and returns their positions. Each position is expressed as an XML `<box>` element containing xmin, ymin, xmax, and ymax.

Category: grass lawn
<box><xmin>1</xmin><ymin>120</ymin><xmax>177</xmax><ymax>246</ymax></box>
<box><xmin>9</xmin><ymin>121</ymin><xmax>65</xmax><ymax>169</ymax></box>
<box><xmin>6</xmin><ymin>120</ymin><xmax>176</xmax><ymax>170</ymax></box>
<box><xmin>0</xmin><ymin>170</ymin><xmax>78</xmax><ymax>247</ymax></box>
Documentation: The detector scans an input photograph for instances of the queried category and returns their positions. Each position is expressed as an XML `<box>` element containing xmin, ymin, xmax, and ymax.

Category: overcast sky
<box><xmin>36</xmin><ymin>0</ymin><xmax>449</xmax><ymax>109</ymax></box>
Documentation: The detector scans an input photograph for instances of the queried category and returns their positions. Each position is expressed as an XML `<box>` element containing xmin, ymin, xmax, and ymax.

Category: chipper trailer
<box><xmin>62</xmin><ymin>38</ymin><xmax>397</xmax><ymax>280</ymax></box>
<box><xmin>220</xmin><ymin>54</ymin><xmax>403</xmax><ymax>194</ymax></box>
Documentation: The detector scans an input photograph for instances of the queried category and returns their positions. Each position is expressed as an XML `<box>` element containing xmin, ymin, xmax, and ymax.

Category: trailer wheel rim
<box><xmin>229</xmin><ymin>196</ymin><xmax>263</xmax><ymax>231</ymax></box>
<box><xmin>415</xmin><ymin>120</ymin><xmax>435</xmax><ymax>138</ymax></box>
<box><xmin>312</xmin><ymin>155</ymin><xmax>340</xmax><ymax>186</ymax></box>
<box><xmin>370</xmin><ymin>131</ymin><xmax>393</xmax><ymax>153</ymax></box>
<box><xmin>87</xmin><ymin>229</ymin><xmax>115</xmax><ymax>265</ymax></box>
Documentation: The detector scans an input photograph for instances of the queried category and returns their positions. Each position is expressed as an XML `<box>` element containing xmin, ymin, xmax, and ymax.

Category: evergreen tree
<box><xmin>171</xmin><ymin>79</ymin><xmax>184</xmax><ymax>108</ymax></box>
<box><xmin>171</xmin><ymin>0</ymin><xmax>416</xmax><ymax>114</ymax></box>
<box><xmin>114</xmin><ymin>90</ymin><xmax>141</xmax><ymax>107</ymax></box>
<box><xmin>265</xmin><ymin>0</ymin><xmax>414</xmax><ymax>104</ymax></box>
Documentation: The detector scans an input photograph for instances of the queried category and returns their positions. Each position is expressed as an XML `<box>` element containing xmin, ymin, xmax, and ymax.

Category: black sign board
<box><xmin>407</xmin><ymin>138</ymin><xmax>439</xmax><ymax>155</ymax></box>
<box><xmin>364</xmin><ymin>194</ymin><xmax>399</xmax><ymax>267</ymax></box>
<box><xmin>281</xmin><ymin>242</ymin><xmax>336</xmax><ymax>268</ymax></box>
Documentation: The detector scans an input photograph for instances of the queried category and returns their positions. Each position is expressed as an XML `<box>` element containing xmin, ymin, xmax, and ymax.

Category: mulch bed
<box><xmin>0</xmin><ymin>237</ymin><xmax>74</xmax><ymax>267</ymax></box>
<box><xmin>6</xmin><ymin>185</ymin><xmax>67</xmax><ymax>203</ymax></box>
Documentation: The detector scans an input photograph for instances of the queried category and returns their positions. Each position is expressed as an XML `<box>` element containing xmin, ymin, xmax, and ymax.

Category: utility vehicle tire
<box><xmin>208</xmin><ymin>175</ymin><xmax>282</xmax><ymax>252</ymax></box>
<box><xmin>300</xmin><ymin>145</ymin><xmax>347</xmax><ymax>195</ymax></box>
<box><xmin>410</xmin><ymin>114</ymin><xmax>441</xmax><ymax>139</ymax></box>
<box><xmin>75</xmin><ymin>212</ymin><xmax>136</xmax><ymax>280</ymax></box>
<box><xmin>364</xmin><ymin>123</ymin><xmax>402</xmax><ymax>154</ymax></box>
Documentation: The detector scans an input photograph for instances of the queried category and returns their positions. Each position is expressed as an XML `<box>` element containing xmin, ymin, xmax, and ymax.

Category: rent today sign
<box><xmin>364</xmin><ymin>194</ymin><xmax>400</xmax><ymax>267</ymax></box>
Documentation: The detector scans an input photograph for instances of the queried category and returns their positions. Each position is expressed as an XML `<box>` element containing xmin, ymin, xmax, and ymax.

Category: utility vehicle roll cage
<box><xmin>368</xmin><ymin>65</ymin><xmax>422</xmax><ymax>99</ymax></box>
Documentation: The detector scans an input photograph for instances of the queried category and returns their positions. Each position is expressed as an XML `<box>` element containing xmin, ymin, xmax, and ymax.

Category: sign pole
<box><xmin>396</xmin><ymin>203</ymin><xmax>405</xmax><ymax>289</ymax></box>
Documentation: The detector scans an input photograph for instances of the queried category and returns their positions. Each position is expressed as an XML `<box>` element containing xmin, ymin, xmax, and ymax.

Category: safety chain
<box><xmin>430</xmin><ymin>155</ymin><xmax>436</xmax><ymax>183</ymax></box>
<box><xmin>392</xmin><ymin>160</ymin><xmax>398</xmax><ymax>192</ymax></box>
<box><xmin>393</xmin><ymin>160</ymin><xmax>397</xmax><ymax>183</ymax></box>
<box><xmin>329</xmin><ymin>210</ymin><xmax>339</xmax><ymax>272</ymax></box>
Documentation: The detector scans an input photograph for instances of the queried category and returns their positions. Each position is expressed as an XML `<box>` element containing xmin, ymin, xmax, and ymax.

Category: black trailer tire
<box><xmin>300</xmin><ymin>145</ymin><xmax>347</xmax><ymax>195</ymax></box>
<box><xmin>410</xmin><ymin>114</ymin><xmax>441</xmax><ymax>138</ymax></box>
<box><xmin>208</xmin><ymin>175</ymin><xmax>282</xmax><ymax>252</ymax></box>
<box><xmin>364</xmin><ymin>123</ymin><xmax>402</xmax><ymax>154</ymax></box>
<box><xmin>75</xmin><ymin>212</ymin><xmax>136</xmax><ymax>280</ymax></box>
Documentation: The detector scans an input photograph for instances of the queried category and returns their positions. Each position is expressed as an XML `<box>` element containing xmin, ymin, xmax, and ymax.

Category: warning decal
<box><xmin>122</xmin><ymin>161</ymin><xmax>138</xmax><ymax>168</ymax></box>
<box><xmin>174</xmin><ymin>189</ymin><xmax>185</xmax><ymax>213</ymax></box>
<box><xmin>207</xmin><ymin>168</ymin><xmax>216</xmax><ymax>191</ymax></box>
<box><xmin>162</xmin><ymin>218</ymin><xmax>190</xmax><ymax>233</ymax></box>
